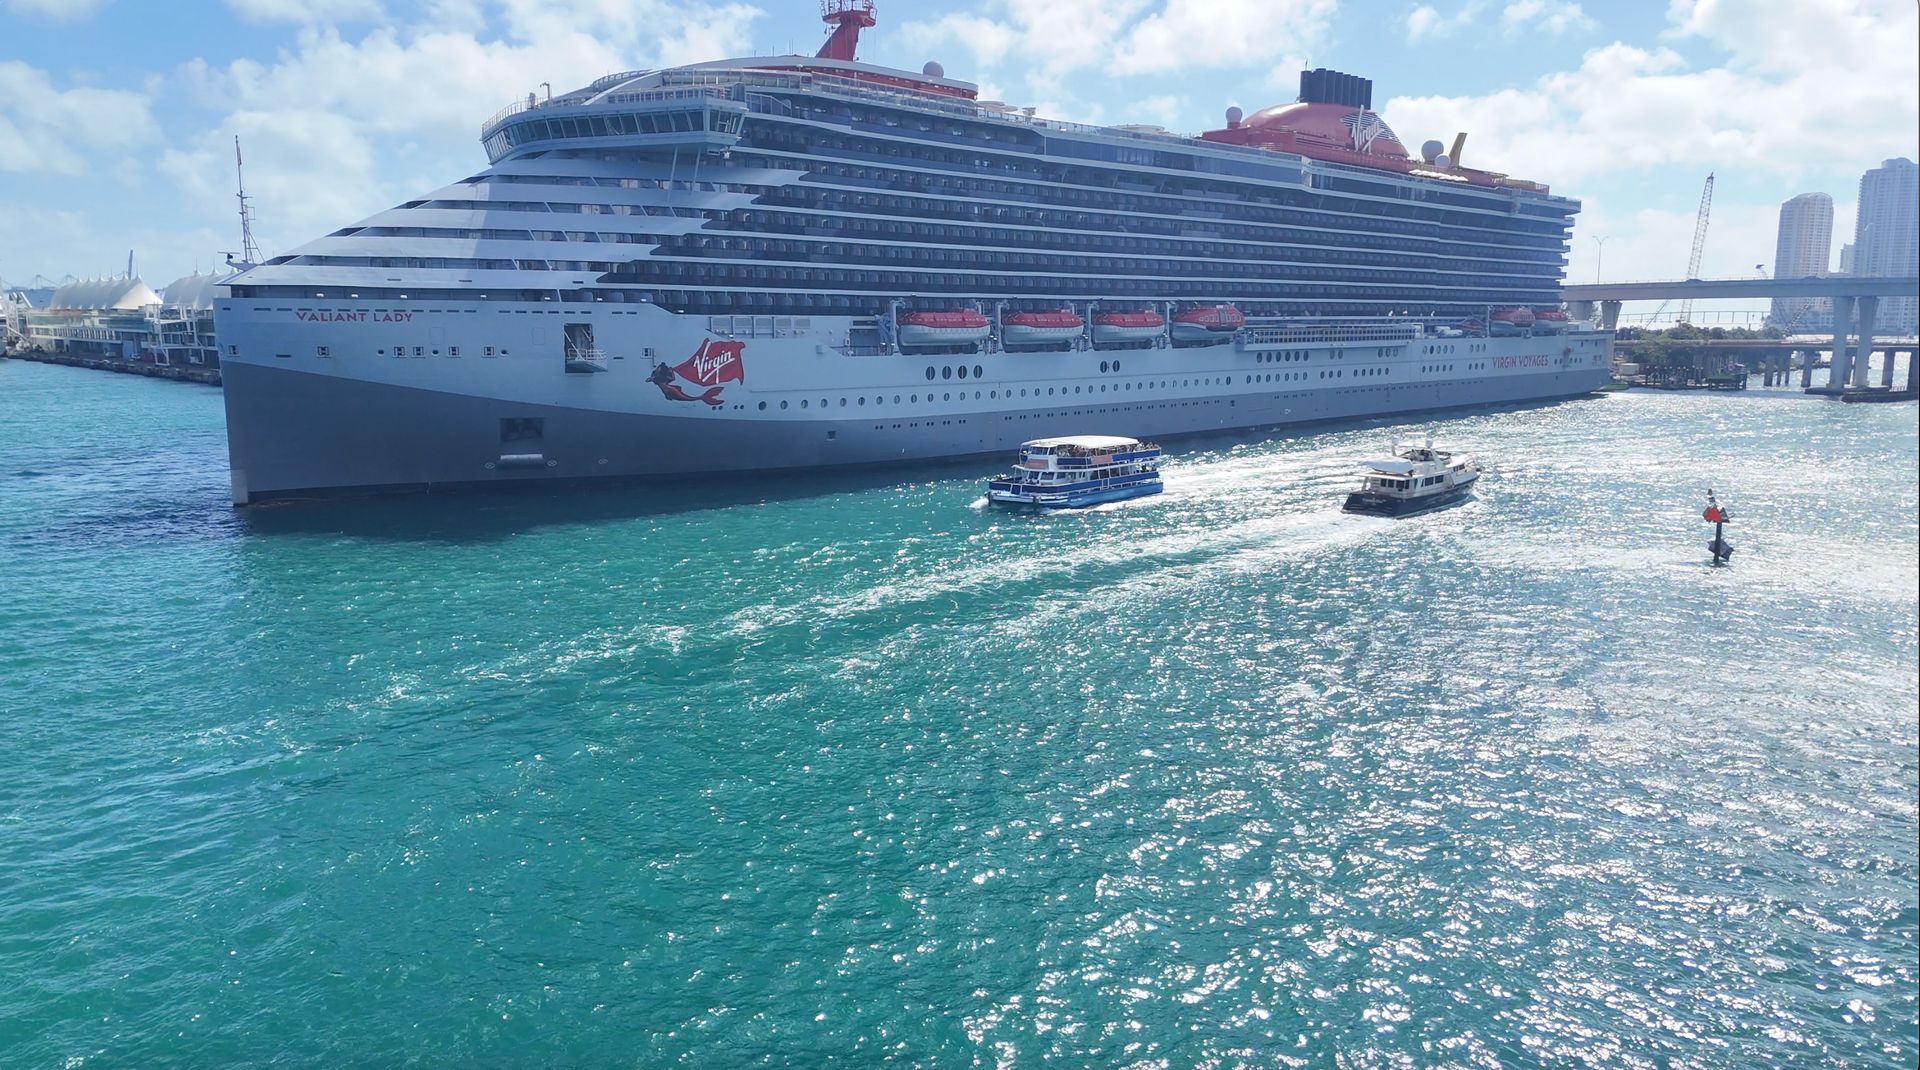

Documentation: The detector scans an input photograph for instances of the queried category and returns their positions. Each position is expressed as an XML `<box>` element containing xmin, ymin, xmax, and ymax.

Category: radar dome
<box><xmin>922</xmin><ymin>61</ymin><xmax>945</xmax><ymax>78</ymax></box>
<box><xmin>1420</xmin><ymin>139</ymin><xmax>1445</xmax><ymax>163</ymax></box>
<box><xmin>1225</xmin><ymin>106</ymin><xmax>1244</xmax><ymax>127</ymax></box>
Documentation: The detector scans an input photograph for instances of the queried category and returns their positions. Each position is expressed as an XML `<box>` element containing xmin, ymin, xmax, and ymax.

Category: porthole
<box><xmin>819</xmin><ymin>399</ymin><xmax>827</xmax><ymax>408</ymax></box>
<box><xmin>1074</xmin><ymin>386</ymin><xmax>1081</xmax><ymax>394</ymax></box>
<box><xmin>1112</xmin><ymin>360</ymin><xmax>1120</xmax><ymax>373</ymax></box>
<box><xmin>911</xmin><ymin>394</ymin><xmax>918</xmax><ymax>402</ymax></box>
<box><xmin>973</xmin><ymin>365</ymin><xmax>983</xmax><ymax>378</ymax></box>
<box><xmin>942</xmin><ymin>366</ymin><xmax>952</xmax><ymax>379</ymax></box>
<box><xmin>990</xmin><ymin>391</ymin><xmax>996</xmax><ymax>398</ymax></box>
<box><xmin>943</xmin><ymin>392</ymin><xmax>950</xmax><ymax>401</ymax></box>
<box><xmin>801</xmin><ymin>399</ymin><xmax>809</xmax><ymax>408</ymax></box>
<box><xmin>957</xmin><ymin>365</ymin><xmax>968</xmax><ymax>379</ymax></box>
<box><xmin>1100</xmin><ymin>361</ymin><xmax>1109</xmax><ymax>373</ymax></box>
<box><xmin>893</xmin><ymin>395</ymin><xmax>901</xmax><ymax>403</ymax></box>
<box><xmin>1048</xmin><ymin>387</ymin><xmax>1054</xmax><ymax>395</ymax></box>
<box><xmin>758</xmin><ymin>401</ymin><xmax>767</xmax><ymax>410</ymax></box>
<box><xmin>780</xmin><ymin>400</ymin><xmax>788</xmax><ymax>409</ymax></box>
<box><xmin>857</xmin><ymin>397</ymin><xmax>865</xmax><ymax>405</ymax></box>
<box><xmin>925</xmin><ymin>366</ymin><xmax>936</xmax><ymax>380</ymax></box>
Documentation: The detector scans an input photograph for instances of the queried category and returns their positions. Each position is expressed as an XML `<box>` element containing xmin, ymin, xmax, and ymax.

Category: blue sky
<box><xmin>3</xmin><ymin>0</ymin><xmax>1914</xmax><ymax>321</ymax></box>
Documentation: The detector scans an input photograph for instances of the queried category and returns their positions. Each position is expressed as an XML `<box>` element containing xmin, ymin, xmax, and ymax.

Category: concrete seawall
<box><xmin>3</xmin><ymin>348</ymin><xmax>221</xmax><ymax>386</ymax></box>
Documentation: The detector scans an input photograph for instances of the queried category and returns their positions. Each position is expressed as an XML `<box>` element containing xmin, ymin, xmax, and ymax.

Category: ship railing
<box><xmin>482</xmin><ymin>85</ymin><xmax>726</xmax><ymax>137</ymax></box>
<box><xmin>564</xmin><ymin>347</ymin><xmax>610</xmax><ymax>372</ymax></box>
<box><xmin>1238</xmin><ymin>323</ymin><xmax>1423</xmax><ymax>348</ymax></box>
<box><xmin>590</xmin><ymin>69</ymin><xmax>654</xmax><ymax>93</ymax></box>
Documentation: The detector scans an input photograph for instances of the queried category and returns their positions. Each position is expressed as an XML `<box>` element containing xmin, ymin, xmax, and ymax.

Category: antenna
<box><xmin>233</xmin><ymin>136</ymin><xmax>262</xmax><ymax>269</ymax></box>
<box><xmin>1678</xmin><ymin>172</ymin><xmax>1713</xmax><ymax>324</ymax></box>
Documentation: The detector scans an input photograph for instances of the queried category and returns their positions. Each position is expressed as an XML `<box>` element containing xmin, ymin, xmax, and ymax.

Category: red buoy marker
<box><xmin>1703</xmin><ymin>490</ymin><xmax>1733</xmax><ymax>563</ymax></box>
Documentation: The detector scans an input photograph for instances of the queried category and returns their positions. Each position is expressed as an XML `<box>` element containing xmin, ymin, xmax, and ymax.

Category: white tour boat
<box><xmin>987</xmin><ymin>435</ymin><xmax>1163</xmax><ymax>508</ymax></box>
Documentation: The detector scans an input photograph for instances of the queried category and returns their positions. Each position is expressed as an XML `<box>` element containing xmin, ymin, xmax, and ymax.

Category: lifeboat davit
<box><xmin>1092</xmin><ymin>309</ymin><xmax>1165</xmax><ymax>343</ymax></box>
<box><xmin>1529</xmin><ymin>308</ymin><xmax>1570</xmax><ymax>334</ymax></box>
<box><xmin>1001</xmin><ymin>309</ymin><xmax>1084</xmax><ymax>346</ymax></box>
<box><xmin>1171</xmin><ymin>305</ymin><xmax>1245</xmax><ymax>343</ymax></box>
<box><xmin>1489</xmin><ymin>307</ymin><xmax>1535</xmax><ymax>337</ymax></box>
<box><xmin>897</xmin><ymin>309</ymin><xmax>991</xmax><ymax>347</ymax></box>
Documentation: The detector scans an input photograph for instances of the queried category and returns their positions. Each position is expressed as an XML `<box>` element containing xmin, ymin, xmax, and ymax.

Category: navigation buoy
<box><xmin>1703</xmin><ymin>489</ymin><xmax>1733</xmax><ymax>564</ymax></box>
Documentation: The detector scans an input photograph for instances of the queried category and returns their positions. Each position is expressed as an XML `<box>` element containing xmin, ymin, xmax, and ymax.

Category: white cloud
<box><xmin>6</xmin><ymin>0</ymin><xmax>111</xmax><ymax>18</ymax></box>
<box><xmin>898</xmin><ymin>0</ymin><xmax>1334</xmax><ymax>82</ymax></box>
<box><xmin>1381</xmin><ymin>0</ymin><xmax>1918</xmax><ymax>186</ymax></box>
<box><xmin>224</xmin><ymin>0</ymin><xmax>387</xmax><ymax>23</ymax></box>
<box><xmin>1113</xmin><ymin>0</ymin><xmax>1335</xmax><ymax>74</ymax></box>
<box><xmin>154</xmin><ymin>1</ymin><xmax>764</xmax><ymax>252</ymax></box>
<box><xmin>0</xmin><ymin>61</ymin><xmax>157</xmax><ymax>174</ymax></box>
<box><xmin>1500</xmin><ymin>0</ymin><xmax>1592</xmax><ymax>35</ymax></box>
<box><xmin>1405</xmin><ymin>0</ymin><xmax>1590</xmax><ymax>41</ymax></box>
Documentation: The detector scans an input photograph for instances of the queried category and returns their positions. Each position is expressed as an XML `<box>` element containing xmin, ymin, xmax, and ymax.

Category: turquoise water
<box><xmin>1</xmin><ymin>358</ymin><xmax>1914</xmax><ymax>1068</ymax></box>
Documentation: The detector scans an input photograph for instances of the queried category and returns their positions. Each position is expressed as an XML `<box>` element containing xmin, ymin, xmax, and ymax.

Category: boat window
<box><xmin>957</xmin><ymin>365</ymin><xmax>968</xmax><ymax>379</ymax></box>
<box><xmin>781</xmin><ymin>400</ymin><xmax>788</xmax><ymax>409</ymax></box>
<box><xmin>973</xmin><ymin>365</ymin><xmax>983</xmax><ymax>378</ymax></box>
<box><xmin>925</xmin><ymin>366</ymin><xmax>935</xmax><ymax>380</ymax></box>
<box><xmin>800</xmin><ymin>399</ymin><xmax>809</xmax><ymax>408</ymax></box>
<box><xmin>758</xmin><ymin>402</ymin><xmax>766</xmax><ymax>410</ymax></box>
<box><xmin>942</xmin><ymin>366</ymin><xmax>952</xmax><ymax>379</ymax></box>
<box><xmin>1112</xmin><ymin>361</ymin><xmax>1120</xmax><ymax>373</ymax></box>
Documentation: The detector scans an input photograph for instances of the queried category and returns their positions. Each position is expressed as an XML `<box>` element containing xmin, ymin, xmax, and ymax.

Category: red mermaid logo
<box><xmin>651</xmin><ymin>339</ymin><xmax>745</xmax><ymax>406</ymax></box>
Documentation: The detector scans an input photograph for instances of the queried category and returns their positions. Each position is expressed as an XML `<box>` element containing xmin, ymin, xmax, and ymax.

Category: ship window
<box><xmin>1112</xmin><ymin>361</ymin><xmax>1120</xmax><ymax>373</ymax></box>
<box><xmin>801</xmin><ymin>400</ymin><xmax>808</xmax><ymax>408</ymax></box>
<box><xmin>840</xmin><ymin>398</ymin><xmax>848</xmax><ymax>407</ymax></box>
<box><xmin>956</xmin><ymin>365</ymin><xmax>967</xmax><ymax>379</ymax></box>
<box><xmin>943</xmin><ymin>393</ymin><xmax>950</xmax><ymax>401</ymax></box>
<box><xmin>893</xmin><ymin>396</ymin><xmax>901</xmax><ymax>404</ymax></box>
<box><xmin>781</xmin><ymin>400</ymin><xmax>788</xmax><ymax>409</ymax></box>
<box><xmin>942</xmin><ymin>366</ymin><xmax>952</xmax><ymax>379</ymax></box>
<box><xmin>973</xmin><ymin>365</ymin><xmax>983</xmax><ymax>379</ymax></box>
<box><xmin>758</xmin><ymin>402</ymin><xmax>766</xmax><ymax>410</ymax></box>
<box><xmin>925</xmin><ymin>367</ymin><xmax>935</xmax><ymax>380</ymax></box>
<box><xmin>1101</xmin><ymin>361</ymin><xmax>1109</xmax><ymax>373</ymax></box>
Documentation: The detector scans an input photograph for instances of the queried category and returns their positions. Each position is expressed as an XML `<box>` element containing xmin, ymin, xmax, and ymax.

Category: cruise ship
<box><xmin>213</xmin><ymin>0</ymin><xmax>1611</xmax><ymax>504</ymax></box>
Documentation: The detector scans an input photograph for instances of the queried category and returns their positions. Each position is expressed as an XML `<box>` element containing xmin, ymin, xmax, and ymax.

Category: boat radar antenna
<box><xmin>230</xmin><ymin>136</ymin><xmax>263</xmax><ymax>270</ymax></box>
<box><xmin>817</xmin><ymin>0</ymin><xmax>876</xmax><ymax>62</ymax></box>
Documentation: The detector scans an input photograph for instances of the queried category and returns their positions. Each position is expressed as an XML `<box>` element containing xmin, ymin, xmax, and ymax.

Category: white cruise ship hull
<box><xmin>217</xmin><ymin>299</ymin><xmax>1611</xmax><ymax>503</ymax></box>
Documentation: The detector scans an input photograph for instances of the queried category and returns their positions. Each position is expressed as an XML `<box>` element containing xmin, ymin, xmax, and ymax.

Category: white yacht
<box><xmin>1341</xmin><ymin>437</ymin><xmax>1480</xmax><ymax>516</ymax></box>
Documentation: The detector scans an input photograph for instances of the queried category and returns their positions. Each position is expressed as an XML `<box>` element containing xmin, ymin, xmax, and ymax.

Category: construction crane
<box><xmin>1677</xmin><ymin>172</ymin><xmax>1714</xmax><ymax>324</ymax></box>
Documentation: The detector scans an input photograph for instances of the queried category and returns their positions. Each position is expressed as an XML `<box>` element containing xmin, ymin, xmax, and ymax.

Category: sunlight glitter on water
<box><xmin>0</xmin><ymin>361</ymin><xmax>1914</xmax><ymax>1068</ymax></box>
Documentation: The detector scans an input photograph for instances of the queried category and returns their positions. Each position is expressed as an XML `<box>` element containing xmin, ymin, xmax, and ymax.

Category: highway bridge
<box><xmin>1559</xmin><ymin>275</ymin><xmax>1920</xmax><ymax>392</ymax></box>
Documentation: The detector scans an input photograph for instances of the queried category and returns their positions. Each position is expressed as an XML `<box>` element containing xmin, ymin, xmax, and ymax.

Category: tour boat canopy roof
<box><xmin>1023</xmin><ymin>436</ymin><xmax>1143</xmax><ymax>451</ymax></box>
<box><xmin>1365</xmin><ymin>459</ymin><xmax>1415</xmax><ymax>475</ymax></box>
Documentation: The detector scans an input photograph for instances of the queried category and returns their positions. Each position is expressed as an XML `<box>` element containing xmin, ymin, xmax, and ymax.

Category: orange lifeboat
<box><xmin>897</xmin><ymin>309</ymin><xmax>991</xmax><ymax>347</ymax></box>
<box><xmin>1171</xmin><ymin>305</ymin><xmax>1245</xmax><ymax>343</ymax></box>
<box><xmin>1489</xmin><ymin>307</ymin><xmax>1534</xmax><ymax>337</ymax></box>
<box><xmin>1530</xmin><ymin>308</ymin><xmax>1570</xmax><ymax>334</ymax></box>
<box><xmin>1092</xmin><ymin>310</ymin><xmax>1165</xmax><ymax>343</ymax></box>
<box><xmin>1002</xmin><ymin>309</ymin><xmax>1084</xmax><ymax>346</ymax></box>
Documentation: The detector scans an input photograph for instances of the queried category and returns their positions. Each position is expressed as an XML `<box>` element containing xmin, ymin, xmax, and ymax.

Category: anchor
<box><xmin>1703</xmin><ymin>489</ymin><xmax>1733</xmax><ymax>564</ymax></box>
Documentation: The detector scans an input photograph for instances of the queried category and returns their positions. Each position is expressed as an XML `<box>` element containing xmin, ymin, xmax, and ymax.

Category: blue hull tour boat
<box><xmin>987</xmin><ymin>435</ymin><xmax>1163</xmax><ymax>509</ymax></box>
<box><xmin>1341</xmin><ymin>437</ymin><xmax>1480</xmax><ymax>516</ymax></box>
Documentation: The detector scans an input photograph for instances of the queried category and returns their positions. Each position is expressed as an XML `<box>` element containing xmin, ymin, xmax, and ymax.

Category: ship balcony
<box><xmin>564</xmin><ymin>348</ymin><xmax>610</xmax><ymax>373</ymax></box>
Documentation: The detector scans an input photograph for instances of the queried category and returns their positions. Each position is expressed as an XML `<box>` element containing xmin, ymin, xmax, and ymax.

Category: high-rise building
<box><xmin>1839</xmin><ymin>243</ymin><xmax>1855</xmax><ymax>274</ymax></box>
<box><xmin>1768</xmin><ymin>192</ymin><xmax>1832</xmax><ymax>330</ymax></box>
<box><xmin>1852</xmin><ymin>157</ymin><xmax>1918</xmax><ymax>334</ymax></box>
